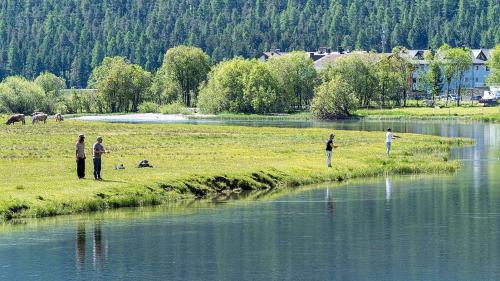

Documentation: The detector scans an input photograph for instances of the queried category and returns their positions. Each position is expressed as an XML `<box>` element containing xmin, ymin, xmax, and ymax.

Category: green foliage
<box><xmin>436</xmin><ymin>45</ymin><xmax>473</xmax><ymax>105</ymax></box>
<box><xmin>0</xmin><ymin>0</ymin><xmax>497</xmax><ymax>87</ymax></box>
<box><xmin>322</xmin><ymin>54</ymin><xmax>378</xmax><ymax>107</ymax></box>
<box><xmin>138</xmin><ymin>102</ymin><xmax>160</xmax><ymax>113</ymax></box>
<box><xmin>149</xmin><ymin>72</ymin><xmax>183</xmax><ymax>105</ymax></box>
<box><xmin>0</xmin><ymin>76</ymin><xmax>47</xmax><ymax>114</ymax></box>
<box><xmin>487</xmin><ymin>44</ymin><xmax>500</xmax><ymax>85</ymax></box>
<box><xmin>424</xmin><ymin>51</ymin><xmax>444</xmax><ymax>100</ymax></box>
<box><xmin>312</xmin><ymin>76</ymin><xmax>357</xmax><ymax>119</ymax></box>
<box><xmin>34</xmin><ymin>72</ymin><xmax>66</xmax><ymax>98</ymax></box>
<box><xmin>159</xmin><ymin>102</ymin><xmax>192</xmax><ymax>115</ymax></box>
<box><xmin>267</xmin><ymin>52</ymin><xmax>317</xmax><ymax>110</ymax></box>
<box><xmin>61</xmin><ymin>90</ymin><xmax>107</xmax><ymax>114</ymax></box>
<box><xmin>198</xmin><ymin>58</ymin><xmax>281</xmax><ymax>114</ymax></box>
<box><xmin>245</xmin><ymin>63</ymin><xmax>280</xmax><ymax>114</ymax></box>
<box><xmin>374</xmin><ymin>54</ymin><xmax>409</xmax><ymax>106</ymax></box>
<box><xmin>34</xmin><ymin>72</ymin><xmax>67</xmax><ymax>113</ymax></box>
<box><xmin>89</xmin><ymin>57</ymin><xmax>152</xmax><ymax>112</ymax></box>
<box><xmin>156</xmin><ymin>46</ymin><xmax>211</xmax><ymax>107</ymax></box>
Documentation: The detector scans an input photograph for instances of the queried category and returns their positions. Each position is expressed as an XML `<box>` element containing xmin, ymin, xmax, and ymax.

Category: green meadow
<box><xmin>0</xmin><ymin>120</ymin><xmax>470</xmax><ymax>221</ymax></box>
<box><xmin>356</xmin><ymin>105</ymin><xmax>500</xmax><ymax>122</ymax></box>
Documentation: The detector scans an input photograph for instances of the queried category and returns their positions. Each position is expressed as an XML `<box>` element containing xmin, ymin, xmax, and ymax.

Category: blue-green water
<box><xmin>0</xmin><ymin>120</ymin><xmax>499</xmax><ymax>281</ymax></box>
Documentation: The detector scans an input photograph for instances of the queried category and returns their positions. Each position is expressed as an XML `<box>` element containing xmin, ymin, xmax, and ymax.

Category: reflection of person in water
<box><xmin>326</xmin><ymin>188</ymin><xmax>335</xmax><ymax>212</ymax></box>
<box><xmin>76</xmin><ymin>222</ymin><xmax>107</xmax><ymax>269</ymax></box>
<box><xmin>76</xmin><ymin>223</ymin><xmax>86</xmax><ymax>268</ymax></box>
<box><xmin>385</xmin><ymin>177</ymin><xmax>392</xmax><ymax>202</ymax></box>
<box><xmin>93</xmin><ymin>222</ymin><xmax>105</xmax><ymax>268</ymax></box>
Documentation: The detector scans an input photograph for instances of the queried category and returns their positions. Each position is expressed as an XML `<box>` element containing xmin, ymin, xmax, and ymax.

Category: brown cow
<box><xmin>55</xmin><ymin>113</ymin><xmax>64</xmax><ymax>122</ymax></box>
<box><xmin>32</xmin><ymin>113</ymin><xmax>48</xmax><ymax>124</ymax></box>
<box><xmin>31</xmin><ymin>112</ymin><xmax>44</xmax><ymax>117</ymax></box>
<box><xmin>5</xmin><ymin>114</ymin><xmax>26</xmax><ymax>125</ymax></box>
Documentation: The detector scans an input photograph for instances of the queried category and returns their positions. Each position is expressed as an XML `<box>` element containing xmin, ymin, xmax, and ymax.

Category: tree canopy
<box><xmin>487</xmin><ymin>44</ymin><xmax>500</xmax><ymax>85</ymax></box>
<box><xmin>89</xmin><ymin>57</ymin><xmax>152</xmax><ymax>112</ymax></box>
<box><xmin>0</xmin><ymin>0</ymin><xmax>497</xmax><ymax>87</ymax></box>
<box><xmin>154</xmin><ymin>46</ymin><xmax>211</xmax><ymax>106</ymax></box>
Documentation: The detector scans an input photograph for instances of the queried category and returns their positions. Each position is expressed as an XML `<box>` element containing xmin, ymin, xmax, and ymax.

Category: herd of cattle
<box><xmin>5</xmin><ymin>113</ymin><xmax>64</xmax><ymax>125</ymax></box>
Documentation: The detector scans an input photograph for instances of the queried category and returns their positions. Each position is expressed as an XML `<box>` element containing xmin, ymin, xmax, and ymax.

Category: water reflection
<box><xmin>385</xmin><ymin>177</ymin><xmax>392</xmax><ymax>202</ymax></box>
<box><xmin>75</xmin><ymin>222</ymin><xmax>107</xmax><ymax>270</ymax></box>
<box><xmin>0</xmin><ymin>120</ymin><xmax>497</xmax><ymax>281</ymax></box>
<box><xmin>326</xmin><ymin>188</ymin><xmax>335</xmax><ymax>213</ymax></box>
<box><xmin>76</xmin><ymin>223</ymin><xmax>85</xmax><ymax>268</ymax></box>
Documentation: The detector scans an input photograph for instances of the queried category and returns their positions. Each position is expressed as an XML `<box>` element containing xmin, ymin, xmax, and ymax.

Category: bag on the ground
<box><xmin>138</xmin><ymin>160</ymin><xmax>153</xmax><ymax>168</ymax></box>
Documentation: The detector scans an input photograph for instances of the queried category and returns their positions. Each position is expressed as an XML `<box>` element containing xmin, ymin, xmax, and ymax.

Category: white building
<box><xmin>408</xmin><ymin>49</ymin><xmax>492</xmax><ymax>94</ymax></box>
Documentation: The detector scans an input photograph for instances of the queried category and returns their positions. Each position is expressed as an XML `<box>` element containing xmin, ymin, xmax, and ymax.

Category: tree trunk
<box><xmin>457</xmin><ymin>73</ymin><xmax>463</xmax><ymax>107</ymax></box>
<box><xmin>446</xmin><ymin>80</ymin><xmax>451</xmax><ymax>107</ymax></box>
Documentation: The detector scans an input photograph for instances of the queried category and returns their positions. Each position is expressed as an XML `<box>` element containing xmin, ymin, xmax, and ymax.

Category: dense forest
<box><xmin>0</xmin><ymin>0</ymin><xmax>498</xmax><ymax>87</ymax></box>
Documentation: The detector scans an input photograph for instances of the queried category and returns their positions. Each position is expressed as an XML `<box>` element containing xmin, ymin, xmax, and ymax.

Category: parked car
<box><xmin>479</xmin><ymin>90</ymin><xmax>498</xmax><ymax>106</ymax></box>
<box><xmin>471</xmin><ymin>95</ymin><xmax>482</xmax><ymax>101</ymax></box>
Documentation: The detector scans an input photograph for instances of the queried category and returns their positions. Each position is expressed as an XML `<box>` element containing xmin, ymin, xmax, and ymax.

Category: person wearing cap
<box><xmin>92</xmin><ymin>136</ymin><xmax>108</xmax><ymax>180</ymax></box>
<box><xmin>386</xmin><ymin>128</ymin><xmax>400</xmax><ymax>156</ymax></box>
<box><xmin>325</xmin><ymin>133</ymin><xmax>338</xmax><ymax>168</ymax></box>
<box><xmin>76</xmin><ymin>134</ymin><xmax>86</xmax><ymax>179</ymax></box>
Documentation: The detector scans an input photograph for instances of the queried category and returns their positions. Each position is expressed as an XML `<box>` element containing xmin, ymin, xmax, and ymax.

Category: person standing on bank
<box><xmin>93</xmin><ymin>136</ymin><xmax>108</xmax><ymax>180</ymax></box>
<box><xmin>325</xmin><ymin>133</ymin><xmax>338</xmax><ymax>168</ymax></box>
<box><xmin>386</xmin><ymin>128</ymin><xmax>400</xmax><ymax>156</ymax></box>
<box><xmin>76</xmin><ymin>134</ymin><xmax>86</xmax><ymax>179</ymax></box>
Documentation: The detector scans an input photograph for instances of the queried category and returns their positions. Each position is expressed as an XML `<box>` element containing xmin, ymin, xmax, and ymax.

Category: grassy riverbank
<box><xmin>355</xmin><ymin>106</ymin><xmax>500</xmax><ymax>122</ymax></box>
<box><xmin>0</xmin><ymin>121</ymin><xmax>470</xmax><ymax>221</ymax></box>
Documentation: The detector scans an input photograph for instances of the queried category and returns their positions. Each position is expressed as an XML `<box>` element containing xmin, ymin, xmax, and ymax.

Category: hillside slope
<box><xmin>0</xmin><ymin>0</ymin><xmax>498</xmax><ymax>87</ymax></box>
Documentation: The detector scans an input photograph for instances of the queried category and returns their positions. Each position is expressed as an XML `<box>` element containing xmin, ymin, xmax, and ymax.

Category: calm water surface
<box><xmin>0</xmin><ymin>119</ymin><xmax>499</xmax><ymax>281</ymax></box>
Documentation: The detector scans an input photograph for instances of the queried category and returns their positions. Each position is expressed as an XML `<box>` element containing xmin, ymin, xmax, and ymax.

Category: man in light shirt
<box><xmin>386</xmin><ymin>128</ymin><xmax>400</xmax><ymax>156</ymax></box>
<box><xmin>93</xmin><ymin>136</ymin><xmax>109</xmax><ymax>180</ymax></box>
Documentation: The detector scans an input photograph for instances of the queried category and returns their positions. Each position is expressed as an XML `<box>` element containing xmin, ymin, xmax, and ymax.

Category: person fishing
<box><xmin>76</xmin><ymin>134</ymin><xmax>86</xmax><ymax>179</ymax></box>
<box><xmin>386</xmin><ymin>128</ymin><xmax>400</xmax><ymax>156</ymax></box>
<box><xmin>325</xmin><ymin>133</ymin><xmax>338</xmax><ymax>168</ymax></box>
<box><xmin>93</xmin><ymin>136</ymin><xmax>109</xmax><ymax>180</ymax></box>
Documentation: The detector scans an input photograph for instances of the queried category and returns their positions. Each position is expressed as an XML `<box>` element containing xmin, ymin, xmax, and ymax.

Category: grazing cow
<box><xmin>31</xmin><ymin>112</ymin><xmax>44</xmax><ymax>117</ymax></box>
<box><xmin>55</xmin><ymin>113</ymin><xmax>64</xmax><ymax>122</ymax></box>
<box><xmin>5</xmin><ymin>114</ymin><xmax>26</xmax><ymax>125</ymax></box>
<box><xmin>32</xmin><ymin>113</ymin><xmax>48</xmax><ymax>124</ymax></box>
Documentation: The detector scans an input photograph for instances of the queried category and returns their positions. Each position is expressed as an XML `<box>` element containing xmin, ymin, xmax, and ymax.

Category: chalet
<box><xmin>257</xmin><ymin>48</ymin><xmax>285</xmax><ymax>61</ymax></box>
<box><xmin>311</xmin><ymin>47</ymin><xmax>492</xmax><ymax>94</ymax></box>
<box><xmin>257</xmin><ymin>47</ymin><xmax>336</xmax><ymax>62</ymax></box>
<box><xmin>409</xmin><ymin>48</ymin><xmax>492</xmax><ymax>94</ymax></box>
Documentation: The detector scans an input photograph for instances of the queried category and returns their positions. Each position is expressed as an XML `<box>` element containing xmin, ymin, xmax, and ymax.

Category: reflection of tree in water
<box><xmin>75</xmin><ymin>222</ymin><xmax>107</xmax><ymax>270</ymax></box>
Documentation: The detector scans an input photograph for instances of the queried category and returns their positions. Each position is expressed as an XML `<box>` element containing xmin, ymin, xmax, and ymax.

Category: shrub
<box><xmin>0</xmin><ymin>76</ymin><xmax>48</xmax><ymax>114</ymax></box>
<box><xmin>138</xmin><ymin>102</ymin><xmax>160</xmax><ymax>113</ymax></box>
<box><xmin>159</xmin><ymin>102</ymin><xmax>192</xmax><ymax>115</ymax></box>
<box><xmin>312</xmin><ymin>77</ymin><xmax>358</xmax><ymax>119</ymax></box>
<box><xmin>198</xmin><ymin>58</ymin><xmax>280</xmax><ymax>114</ymax></box>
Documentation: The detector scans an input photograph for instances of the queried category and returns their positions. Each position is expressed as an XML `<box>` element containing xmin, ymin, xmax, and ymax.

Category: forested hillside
<box><xmin>0</xmin><ymin>0</ymin><xmax>498</xmax><ymax>87</ymax></box>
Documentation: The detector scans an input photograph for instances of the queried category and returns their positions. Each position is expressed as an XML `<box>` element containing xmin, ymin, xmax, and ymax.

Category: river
<box><xmin>0</xmin><ymin>119</ymin><xmax>499</xmax><ymax>281</ymax></box>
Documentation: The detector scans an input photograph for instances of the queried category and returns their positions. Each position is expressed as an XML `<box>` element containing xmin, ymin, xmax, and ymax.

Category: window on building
<box><xmin>476</xmin><ymin>66</ymin><xmax>479</xmax><ymax>70</ymax></box>
<box><xmin>475</xmin><ymin>77</ymin><xmax>478</xmax><ymax>82</ymax></box>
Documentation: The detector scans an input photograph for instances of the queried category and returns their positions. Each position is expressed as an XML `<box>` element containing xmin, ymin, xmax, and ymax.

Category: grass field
<box><xmin>356</xmin><ymin>106</ymin><xmax>500</xmax><ymax>122</ymax></box>
<box><xmin>0</xmin><ymin>120</ymin><xmax>470</xmax><ymax>221</ymax></box>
